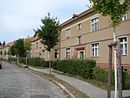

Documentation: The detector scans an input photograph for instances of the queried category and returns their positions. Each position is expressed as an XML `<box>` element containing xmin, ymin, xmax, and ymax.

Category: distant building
<box><xmin>0</xmin><ymin>42</ymin><xmax>14</xmax><ymax>60</ymax></box>
<box><xmin>30</xmin><ymin>34</ymin><xmax>50</xmax><ymax>61</ymax></box>
<box><xmin>0</xmin><ymin>46</ymin><xmax>4</xmax><ymax>59</ymax></box>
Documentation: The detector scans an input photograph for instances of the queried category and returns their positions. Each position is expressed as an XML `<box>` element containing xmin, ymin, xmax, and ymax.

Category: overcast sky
<box><xmin>0</xmin><ymin>0</ymin><xmax>90</xmax><ymax>44</ymax></box>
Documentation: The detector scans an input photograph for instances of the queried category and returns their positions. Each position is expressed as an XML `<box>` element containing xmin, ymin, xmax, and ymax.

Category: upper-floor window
<box><xmin>36</xmin><ymin>42</ymin><xmax>38</xmax><ymax>48</ymax></box>
<box><xmin>91</xmin><ymin>17</ymin><xmax>99</xmax><ymax>32</ymax></box>
<box><xmin>77</xmin><ymin>36</ymin><xmax>81</xmax><ymax>45</ymax></box>
<box><xmin>119</xmin><ymin>37</ymin><xmax>127</xmax><ymax>55</ymax></box>
<box><xmin>91</xmin><ymin>43</ymin><xmax>99</xmax><ymax>57</ymax></box>
<box><xmin>65</xmin><ymin>28</ymin><xmax>71</xmax><ymax>39</ymax></box>
<box><xmin>78</xmin><ymin>23</ymin><xmax>82</xmax><ymax>30</ymax></box>
<box><xmin>66</xmin><ymin>48</ymin><xmax>71</xmax><ymax>59</ymax></box>
<box><xmin>121</xmin><ymin>14</ymin><xmax>127</xmax><ymax>22</ymax></box>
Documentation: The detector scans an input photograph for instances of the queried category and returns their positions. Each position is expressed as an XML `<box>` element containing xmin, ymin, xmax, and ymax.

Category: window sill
<box><xmin>92</xmin><ymin>56</ymin><xmax>99</xmax><ymax>58</ymax></box>
<box><xmin>121</xmin><ymin>54</ymin><xmax>127</xmax><ymax>56</ymax></box>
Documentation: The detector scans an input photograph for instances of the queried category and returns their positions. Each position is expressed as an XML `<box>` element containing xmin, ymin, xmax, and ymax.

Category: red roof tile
<box><xmin>6</xmin><ymin>42</ymin><xmax>15</xmax><ymax>47</ymax></box>
<box><xmin>0</xmin><ymin>46</ymin><xmax>4</xmax><ymax>49</ymax></box>
<box><xmin>30</xmin><ymin>34</ymin><xmax>40</xmax><ymax>42</ymax></box>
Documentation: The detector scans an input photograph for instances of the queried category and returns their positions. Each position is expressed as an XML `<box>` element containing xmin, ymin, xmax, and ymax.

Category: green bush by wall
<box><xmin>52</xmin><ymin>59</ymin><xmax>96</xmax><ymax>79</ymax></box>
<box><xmin>93</xmin><ymin>67</ymin><xmax>108</xmax><ymax>82</ymax></box>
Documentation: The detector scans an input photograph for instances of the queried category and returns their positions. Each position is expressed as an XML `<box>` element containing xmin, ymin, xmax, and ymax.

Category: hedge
<box><xmin>9</xmin><ymin>57</ymin><xmax>49</xmax><ymax>67</ymax></box>
<box><xmin>52</xmin><ymin>59</ymin><xmax>96</xmax><ymax>79</ymax></box>
<box><xmin>93</xmin><ymin>67</ymin><xmax>109</xmax><ymax>83</ymax></box>
<box><xmin>92</xmin><ymin>66</ymin><xmax>129</xmax><ymax>89</ymax></box>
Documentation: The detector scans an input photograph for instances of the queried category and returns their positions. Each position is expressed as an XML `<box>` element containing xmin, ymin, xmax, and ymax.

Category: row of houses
<box><xmin>0</xmin><ymin>8</ymin><xmax>130</xmax><ymax>73</ymax></box>
<box><xmin>0</xmin><ymin>42</ymin><xmax>14</xmax><ymax>60</ymax></box>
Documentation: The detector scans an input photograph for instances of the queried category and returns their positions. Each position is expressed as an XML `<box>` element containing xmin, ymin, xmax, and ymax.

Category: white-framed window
<box><xmin>119</xmin><ymin>37</ymin><xmax>127</xmax><ymax>55</ymax></box>
<box><xmin>65</xmin><ymin>28</ymin><xmax>71</xmax><ymax>39</ymax></box>
<box><xmin>121</xmin><ymin>14</ymin><xmax>127</xmax><ymax>21</ymax></box>
<box><xmin>78</xmin><ymin>50</ymin><xmax>85</xmax><ymax>59</ymax></box>
<box><xmin>66</xmin><ymin>48</ymin><xmax>71</xmax><ymax>59</ymax></box>
<box><xmin>91</xmin><ymin>43</ymin><xmax>99</xmax><ymax>57</ymax></box>
<box><xmin>78</xmin><ymin>23</ymin><xmax>82</xmax><ymax>30</ymax></box>
<box><xmin>77</xmin><ymin>36</ymin><xmax>81</xmax><ymax>45</ymax></box>
<box><xmin>91</xmin><ymin>17</ymin><xmax>99</xmax><ymax>32</ymax></box>
<box><xmin>54</xmin><ymin>49</ymin><xmax>59</xmax><ymax>59</ymax></box>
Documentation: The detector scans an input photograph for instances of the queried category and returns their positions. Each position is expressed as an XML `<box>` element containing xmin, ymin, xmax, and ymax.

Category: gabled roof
<box><xmin>30</xmin><ymin>34</ymin><xmax>40</xmax><ymax>42</ymax></box>
<box><xmin>60</xmin><ymin>8</ymin><xmax>93</xmax><ymax>28</ymax></box>
<box><xmin>6</xmin><ymin>42</ymin><xmax>14</xmax><ymax>47</ymax></box>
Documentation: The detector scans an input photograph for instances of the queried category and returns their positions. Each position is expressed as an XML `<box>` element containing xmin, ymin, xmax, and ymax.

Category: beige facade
<box><xmin>0</xmin><ymin>42</ymin><xmax>14</xmax><ymax>60</ymax></box>
<box><xmin>30</xmin><ymin>34</ymin><xmax>50</xmax><ymax>61</ymax></box>
<box><xmin>2</xmin><ymin>46</ymin><xmax>10</xmax><ymax>60</ymax></box>
<box><xmin>0</xmin><ymin>46</ymin><xmax>4</xmax><ymax>59</ymax></box>
<box><xmin>60</xmin><ymin>9</ymin><xmax>130</xmax><ymax>73</ymax></box>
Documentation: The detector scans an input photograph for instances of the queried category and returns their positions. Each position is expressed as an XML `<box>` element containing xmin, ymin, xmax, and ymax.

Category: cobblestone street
<box><xmin>0</xmin><ymin>62</ymin><xmax>67</xmax><ymax>98</ymax></box>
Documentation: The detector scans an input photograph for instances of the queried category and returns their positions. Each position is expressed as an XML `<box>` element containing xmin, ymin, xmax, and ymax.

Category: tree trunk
<box><xmin>26</xmin><ymin>52</ymin><xmax>28</xmax><ymax>65</ymax></box>
<box><xmin>26</xmin><ymin>56</ymin><xmax>27</xmax><ymax>65</ymax></box>
<box><xmin>118</xmin><ymin>41</ymin><xmax>122</xmax><ymax>98</ymax></box>
<box><xmin>107</xmin><ymin>45</ymin><xmax>112</xmax><ymax>98</ymax></box>
<box><xmin>48</xmin><ymin>51</ymin><xmax>51</xmax><ymax>74</ymax></box>
<box><xmin>113</xmin><ymin>27</ymin><xmax>118</xmax><ymax>98</ymax></box>
<box><xmin>17</xmin><ymin>55</ymin><xmax>19</xmax><ymax>64</ymax></box>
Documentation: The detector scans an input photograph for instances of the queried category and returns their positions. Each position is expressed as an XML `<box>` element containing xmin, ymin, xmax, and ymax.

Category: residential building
<box><xmin>30</xmin><ymin>34</ymin><xmax>50</xmax><ymax>61</ymax></box>
<box><xmin>0</xmin><ymin>42</ymin><xmax>14</xmax><ymax>60</ymax></box>
<box><xmin>0</xmin><ymin>46</ymin><xmax>4</xmax><ymax>59</ymax></box>
<box><xmin>59</xmin><ymin>9</ymin><xmax>130</xmax><ymax>74</ymax></box>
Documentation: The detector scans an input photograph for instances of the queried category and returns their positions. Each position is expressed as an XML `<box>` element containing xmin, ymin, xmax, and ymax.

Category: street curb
<box><xmin>28</xmin><ymin>67</ymin><xmax>76</xmax><ymax>98</ymax></box>
<box><xmin>52</xmin><ymin>80</ymin><xmax>76</xmax><ymax>98</ymax></box>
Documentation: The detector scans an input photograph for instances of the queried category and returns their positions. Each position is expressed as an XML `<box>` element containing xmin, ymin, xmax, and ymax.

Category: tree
<box><xmin>2</xmin><ymin>41</ymin><xmax>5</xmax><ymax>46</ymax></box>
<box><xmin>35</xmin><ymin>13</ymin><xmax>59</xmax><ymax>74</ymax></box>
<box><xmin>89</xmin><ymin>0</ymin><xmax>130</xmax><ymax>98</ymax></box>
<box><xmin>10</xmin><ymin>45</ymin><xmax>16</xmax><ymax>56</ymax></box>
<box><xmin>24</xmin><ymin>38</ymin><xmax>31</xmax><ymax>51</ymax></box>
<box><xmin>24</xmin><ymin>38</ymin><xmax>31</xmax><ymax>64</ymax></box>
<box><xmin>15</xmin><ymin>39</ymin><xmax>26</xmax><ymax>57</ymax></box>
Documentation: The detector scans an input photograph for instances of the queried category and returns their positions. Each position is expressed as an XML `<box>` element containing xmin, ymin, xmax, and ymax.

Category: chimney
<box><xmin>72</xmin><ymin>14</ymin><xmax>78</xmax><ymax>18</ymax></box>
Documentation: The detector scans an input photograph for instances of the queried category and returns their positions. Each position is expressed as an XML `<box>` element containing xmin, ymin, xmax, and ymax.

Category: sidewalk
<box><xmin>28</xmin><ymin>66</ymin><xmax>130</xmax><ymax>98</ymax></box>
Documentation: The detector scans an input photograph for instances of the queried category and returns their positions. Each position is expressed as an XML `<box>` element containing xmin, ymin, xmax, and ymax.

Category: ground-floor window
<box><xmin>78</xmin><ymin>50</ymin><xmax>85</xmax><ymax>59</ymax></box>
<box><xmin>119</xmin><ymin>36</ymin><xmax>127</xmax><ymax>55</ymax></box>
<box><xmin>66</xmin><ymin>48</ymin><xmax>71</xmax><ymax>59</ymax></box>
<box><xmin>91</xmin><ymin>43</ymin><xmax>99</xmax><ymax>57</ymax></box>
<box><xmin>54</xmin><ymin>49</ymin><xmax>59</xmax><ymax>59</ymax></box>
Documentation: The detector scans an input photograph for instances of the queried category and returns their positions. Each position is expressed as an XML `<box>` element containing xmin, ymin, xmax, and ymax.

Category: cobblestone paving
<box><xmin>0</xmin><ymin>62</ymin><xmax>67</xmax><ymax>98</ymax></box>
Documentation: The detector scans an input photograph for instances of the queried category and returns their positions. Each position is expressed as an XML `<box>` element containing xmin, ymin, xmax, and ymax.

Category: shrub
<box><xmin>8</xmin><ymin>57</ymin><xmax>17</xmax><ymax>62</ymax></box>
<box><xmin>93</xmin><ymin>67</ymin><xmax>108</xmax><ymax>83</ymax></box>
<box><xmin>19</xmin><ymin>57</ymin><xmax>26</xmax><ymax>64</ymax></box>
<box><xmin>9</xmin><ymin>57</ymin><xmax>49</xmax><ymax>68</ymax></box>
<box><xmin>28</xmin><ymin>58</ymin><xmax>49</xmax><ymax>67</ymax></box>
<box><xmin>52</xmin><ymin>59</ymin><xmax>96</xmax><ymax>79</ymax></box>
